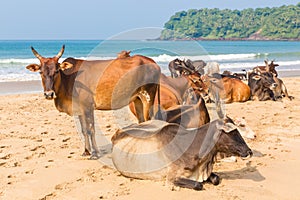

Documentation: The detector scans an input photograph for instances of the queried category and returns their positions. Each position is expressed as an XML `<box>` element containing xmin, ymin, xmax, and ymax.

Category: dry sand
<box><xmin>0</xmin><ymin>77</ymin><xmax>300</xmax><ymax>200</ymax></box>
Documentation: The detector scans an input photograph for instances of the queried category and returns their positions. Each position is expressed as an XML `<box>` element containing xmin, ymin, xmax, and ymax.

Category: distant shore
<box><xmin>155</xmin><ymin>37</ymin><xmax>300</xmax><ymax>41</ymax></box>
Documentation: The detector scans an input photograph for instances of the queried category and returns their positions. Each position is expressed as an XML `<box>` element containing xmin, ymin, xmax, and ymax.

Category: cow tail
<box><xmin>155</xmin><ymin>82</ymin><xmax>163</xmax><ymax>120</ymax></box>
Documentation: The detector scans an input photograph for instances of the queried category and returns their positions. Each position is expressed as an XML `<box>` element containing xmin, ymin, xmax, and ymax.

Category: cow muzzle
<box><xmin>241</xmin><ymin>149</ymin><xmax>253</xmax><ymax>160</ymax></box>
<box><xmin>44</xmin><ymin>90</ymin><xmax>55</xmax><ymax>100</ymax></box>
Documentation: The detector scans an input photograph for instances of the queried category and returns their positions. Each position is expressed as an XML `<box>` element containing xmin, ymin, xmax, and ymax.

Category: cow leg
<box><xmin>173</xmin><ymin>177</ymin><xmax>203</xmax><ymax>190</ymax></box>
<box><xmin>80</xmin><ymin>110</ymin><xmax>101</xmax><ymax>160</ymax></box>
<box><xmin>133</xmin><ymin>97</ymin><xmax>144</xmax><ymax>123</ymax></box>
<box><xmin>140</xmin><ymin>84</ymin><xmax>157</xmax><ymax>122</ymax></box>
<box><xmin>207</xmin><ymin>172</ymin><xmax>220</xmax><ymax>185</ymax></box>
<box><xmin>78</xmin><ymin>115</ymin><xmax>91</xmax><ymax>156</ymax></box>
<box><xmin>86</xmin><ymin>109</ymin><xmax>101</xmax><ymax>160</ymax></box>
<box><xmin>281</xmin><ymin>82</ymin><xmax>294</xmax><ymax>100</ymax></box>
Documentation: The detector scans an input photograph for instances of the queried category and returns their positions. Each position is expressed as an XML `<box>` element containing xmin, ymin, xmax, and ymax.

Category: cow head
<box><xmin>186</xmin><ymin>73</ymin><xmax>209</xmax><ymax>100</ymax></box>
<box><xmin>26</xmin><ymin>45</ymin><xmax>65</xmax><ymax>99</ymax></box>
<box><xmin>251</xmin><ymin>72</ymin><xmax>278</xmax><ymax>91</ymax></box>
<box><xmin>216</xmin><ymin>118</ymin><xmax>253</xmax><ymax>158</ymax></box>
<box><xmin>264</xmin><ymin>60</ymin><xmax>279</xmax><ymax>77</ymax></box>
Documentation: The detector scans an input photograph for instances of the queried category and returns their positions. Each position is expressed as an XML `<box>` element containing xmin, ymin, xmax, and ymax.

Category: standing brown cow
<box><xmin>26</xmin><ymin>46</ymin><xmax>161</xmax><ymax>159</ymax></box>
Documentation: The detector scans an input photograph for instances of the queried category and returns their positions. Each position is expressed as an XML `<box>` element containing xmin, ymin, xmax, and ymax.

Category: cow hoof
<box><xmin>193</xmin><ymin>182</ymin><xmax>203</xmax><ymax>191</ymax></box>
<box><xmin>82</xmin><ymin>150</ymin><xmax>91</xmax><ymax>156</ymax></box>
<box><xmin>89</xmin><ymin>152</ymin><xmax>101</xmax><ymax>160</ymax></box>
<box><xmin>173</xmin><ymin>178</ymin><xmax>203</xmax><ymax>191</ymax></box>
<box><xmin>208</xmin><ymin>173</ymin><xmax>220</xmax><ymax>185</ymax></box>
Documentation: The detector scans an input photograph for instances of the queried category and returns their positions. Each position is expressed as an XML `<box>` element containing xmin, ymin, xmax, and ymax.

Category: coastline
<box><xmin>0</xmin><ymin>80</ymin><xmax>42</xmax><ymax>95</ymax></box>
<box><xmin>154</xmin><ymin>37</ymin><xmax>300</xmax><ymax>41</ymax></box>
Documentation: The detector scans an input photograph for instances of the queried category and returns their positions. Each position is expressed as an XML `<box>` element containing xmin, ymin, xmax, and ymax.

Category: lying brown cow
<box><xmin>129</xmin><ymin>73</ymin><xmax>208</xmax><ymax>122</ymax></box>
<box><xmin>26</xmin><ymin>46</ymin><xmax>161</xmax><ymax>159</ymax></box>
<box><xmin>202</xmin><ymin>73</ymin><xmax>251</xmax><ymax>103</ymax></box>
<box><xmin>111</xmin><ymin>117</ymin><xmax>252</xmax><ymax>190</ymax></box>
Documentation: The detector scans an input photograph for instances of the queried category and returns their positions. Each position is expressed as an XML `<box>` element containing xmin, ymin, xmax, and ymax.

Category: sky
<box><xmin>0</xmin><ymin>0</ymin><xmax>299</xmax><ymax>40</ymax></box>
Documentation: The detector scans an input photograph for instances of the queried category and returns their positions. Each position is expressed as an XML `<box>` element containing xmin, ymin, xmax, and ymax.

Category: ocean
<box><xmin>0</xmin><ymin>40</ymin><xmax>299</xmax><ymax>82</ymax></box>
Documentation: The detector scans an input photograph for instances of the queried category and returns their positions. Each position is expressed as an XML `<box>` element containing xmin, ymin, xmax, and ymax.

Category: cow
<box><xmin>129</xmin><ymin>73</ymin><xmax>208</xmax><ymax>122</ymax></box>
<box><xmin>253</xmin><ymin>60</ymin><xmax>279</xmax><ymax>77</ymax></box>
<box><xmin>232</xmin><ymin>72</ymin><xmax>247</xmax><ymax>81</ymax></box>
<box><xmin>204</xmin><ymin>62</ymin><xmax>220</xmax><ymax>75</ymax></box>
<box><xmin>25</xmin><ymin>46</ymin><xmax>161</xmax><ymax>159</ymax></box>
<box><xmin>111</xmin><ymin>117</ymin><xmax>253</xmax><ymax>190</ymax></box>
<box><xmin>202</xmin><ymin>73</ymin><xmax>251</xmax><ymax>103</ymax></box>
<box><xmin>168</xmin><ymin>58</ymin><xmax>207</xmax><ymax>78</ymax></box>
<box><xmin>248</xmin><ymin>72</ymin><xmax>277</xmax><ymax>101</ymax></box>
<box><xmin>191</xmin><ymin>60</ymin><xmax>206</xmax><ymax>74</ymax></box>
<box><xmin>168</xmin><ymin>58</ymin><xmax>194</xmax><ymax>78</ymax></box>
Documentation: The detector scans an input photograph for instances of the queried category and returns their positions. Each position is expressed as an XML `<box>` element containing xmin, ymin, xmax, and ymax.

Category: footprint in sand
<box><xmin>30</xmin><ymin>145</ymin><xmax>45</xmax><ymax>151</ymax></box>
<box><xmin>25</xmin><ymin>170</ymin><xmax>34</xmax><ymax>174</ymax></box>
<box><xmin>0</xmin><ymin>154</ymin><xmax>11</xmax><ymax>160</ymax></box>
<box><xmin>62</xmin><ymin>137</ymin><xmax>70</xmax><ymax>142</ymax></box>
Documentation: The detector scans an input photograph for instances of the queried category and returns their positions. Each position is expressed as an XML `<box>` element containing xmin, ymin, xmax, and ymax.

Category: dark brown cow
<box><xmin>111</xmin><ymin>117</ymin><xmax>252</xmax><ymax>190</ymax></box>
<box><xmin>26</xmin><ymin>45</ymin><xmax>161</xmax><ymax>159</ymax></box>
<box><xmin>168</xmin><ymin>58</ymin><xmax>195</xmax><ymax>78</ymax></box>
<box><xmin>202</xmin><ymin>73</ymin><xmax>251</xmax><ymax>103</ymax></box>
<box><xmin>248</xmin><ymin>72</ymin><xmax>277</xmax><ymax>101</ymax></box>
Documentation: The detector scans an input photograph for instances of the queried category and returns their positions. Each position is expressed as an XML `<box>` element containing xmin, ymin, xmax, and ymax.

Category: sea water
<box><xmin>0</xmin><ymin>40</ymin><xmax>299</xmax><ymax>82</ymax></box>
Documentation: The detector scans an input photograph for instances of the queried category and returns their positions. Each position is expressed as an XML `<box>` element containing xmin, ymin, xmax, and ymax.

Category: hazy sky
<box><xmin>0</xmin><ymin>0</ymin><xmax>298</xmax><ymax>40</ymax></box>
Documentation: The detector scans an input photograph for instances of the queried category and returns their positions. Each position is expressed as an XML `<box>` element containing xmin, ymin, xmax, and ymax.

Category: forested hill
<box><xmin>160</xmin><ymin>3</ymin><xmax>300</xmax><ymax>40</ymax></box>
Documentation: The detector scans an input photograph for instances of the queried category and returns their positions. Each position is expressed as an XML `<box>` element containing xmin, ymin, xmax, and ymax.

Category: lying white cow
<box><xmin>111</xmin><ymin>117</ymin><xmax>252</xmax><ymax>190</ymax></box>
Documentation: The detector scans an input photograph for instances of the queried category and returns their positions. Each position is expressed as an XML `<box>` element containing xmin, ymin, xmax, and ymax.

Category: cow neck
<box><xmin>53</xmin><ymin>70</ymin><xmax>76</xmax><ymax>115</ymax></box>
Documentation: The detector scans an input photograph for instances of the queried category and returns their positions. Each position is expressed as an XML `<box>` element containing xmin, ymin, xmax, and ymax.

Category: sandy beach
<box><xmin>1</xmin><ymin>77</ymin><xmax>300</xmax><ymax>200</ymax></box>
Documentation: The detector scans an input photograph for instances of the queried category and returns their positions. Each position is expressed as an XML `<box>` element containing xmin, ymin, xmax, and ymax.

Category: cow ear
<box><xmin>217</xmin><ymin>122</ymin><xmax>237</xmax><ymax>133</ymax></box>
<box><xmin>60</xmin><ymin>62</ymin><xmax>74</xmax><ymax>71</ymax></box>
<box><xmin>252</xmin><ymin>75</ymin><xmax>261</xmax><ymax>81</ymax></box>
<box><xmin>26</xmin><ymin>64</ymin><xmax>41</xmax><ymax>72</ymax></box>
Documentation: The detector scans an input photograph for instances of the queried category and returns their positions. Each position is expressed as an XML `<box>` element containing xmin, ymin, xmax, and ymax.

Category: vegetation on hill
<box><xmin>160</xmin><ymin>3</ymin><xmax>300</xmax><ymax>40</ymax></box>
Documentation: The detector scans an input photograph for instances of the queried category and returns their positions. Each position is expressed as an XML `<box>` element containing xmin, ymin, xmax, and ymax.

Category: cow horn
<box><xmin>31</xmin><ymin>47</ymin><xmax>43</xmax><ymax>60</ymax></box>
<box><xmin>55</xmin><ymin>45</ymin><xmax>65</xmax><ymax>59</ymax></box>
